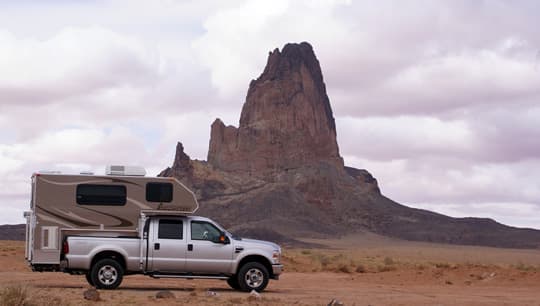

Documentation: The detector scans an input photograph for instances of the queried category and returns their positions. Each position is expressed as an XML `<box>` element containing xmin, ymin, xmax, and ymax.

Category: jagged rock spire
<box><xmin>208</xmin><ymin>42</ymin><xmax>343</xmax><ymax>174</ymax></box>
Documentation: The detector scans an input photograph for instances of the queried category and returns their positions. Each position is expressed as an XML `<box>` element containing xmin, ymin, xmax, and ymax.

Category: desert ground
<box><xmin>1</xmin><ymin>233</ymin><xmax>540</xmax><ymax>305</ymax></box>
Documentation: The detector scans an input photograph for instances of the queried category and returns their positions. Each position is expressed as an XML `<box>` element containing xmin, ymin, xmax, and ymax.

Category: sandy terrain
<box><xmin>1</xmin><ymin>236</ymin><xmax>539</xmax><ymax>305</ymax></box>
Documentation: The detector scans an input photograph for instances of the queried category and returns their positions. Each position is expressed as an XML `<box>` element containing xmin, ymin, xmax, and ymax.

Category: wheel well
<box><xmin>91</xmin><ymin>251</ymin><xmax>126</xmax><ymax>271</ymax></box>
<box><xmin>237</xmin><ymin>255</ymin><xmax>273</xmax><ymax>277</ymax></box>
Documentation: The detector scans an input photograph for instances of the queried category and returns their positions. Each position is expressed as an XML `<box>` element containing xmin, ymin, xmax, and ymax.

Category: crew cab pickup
<box><xmin>62</xmin><ymin>215</ymin><xmax>283</xmax><ymax>292</ymax></box>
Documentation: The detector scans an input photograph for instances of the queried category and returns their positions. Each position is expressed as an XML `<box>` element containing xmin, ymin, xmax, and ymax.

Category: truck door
<box><xmin>149</xmin><ymin>218</ymin><xmax>187</xmax><ymax>273</ymax></box>
<box><xmin>185</xmin><ymin>220</ymin><xmax>233</xmax><ymax>274</ymax></box>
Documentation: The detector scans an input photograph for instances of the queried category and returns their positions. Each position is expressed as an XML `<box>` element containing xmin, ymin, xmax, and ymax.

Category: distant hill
<box><xmin>159</xmin><ymin>42</ymin><xmax>540</xmax><ymax>249</ymax></box>
<box><xmin>0</xmin><ymin>224</ymin><xmax>25</xmax><ymax>241</ymax></box>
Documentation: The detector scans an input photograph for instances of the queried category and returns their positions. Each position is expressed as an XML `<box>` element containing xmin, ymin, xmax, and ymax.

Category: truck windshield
<box><xmin>223</xmin><ymin>229</ymin><xmax>241</xmax><ymax>240</ymax></box>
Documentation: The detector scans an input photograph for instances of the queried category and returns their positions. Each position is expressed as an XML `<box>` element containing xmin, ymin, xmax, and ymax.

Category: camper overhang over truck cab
<box><xmin>24</xmin><ymin>165</ymin><xmax>283</xmax><ymax>292</ymax></box>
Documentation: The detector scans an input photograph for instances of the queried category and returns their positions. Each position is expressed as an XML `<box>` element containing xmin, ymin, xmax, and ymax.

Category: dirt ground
<box><xmin>1</xmin><ymin>235</ymin><xmax>540</xmax><ymax>305</ymax></box>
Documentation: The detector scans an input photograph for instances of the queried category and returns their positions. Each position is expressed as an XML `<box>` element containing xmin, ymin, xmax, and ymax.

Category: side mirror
<box><xmin>216</xmin><ymin>232</ymin><xmax>230</xmax><ymax>244</ymax></box>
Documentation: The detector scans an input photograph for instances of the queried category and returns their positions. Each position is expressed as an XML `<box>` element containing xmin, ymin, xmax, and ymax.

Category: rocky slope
<box><xmin>160</xmin><ymin>42</ymin><xmax>540</xmax><ymax>249</ymax></box>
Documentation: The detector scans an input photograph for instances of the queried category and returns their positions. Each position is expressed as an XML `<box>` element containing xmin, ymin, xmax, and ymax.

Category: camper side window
<box><xmin>146</xmin><ymin>182</ymin><xmax>173</xmax><ymax>203</ymax></box>
<box><xmin>41</xmin><ymin>226</ymin><xmax>58</xmax><ymax>249</ymax></box>
<box><xmin>158</xmin><ymin>219</ymin><xmax>183</xmax><ymax>239</ymax></box>
<box><xmin>76</xmin><ymin>184</ymin><xmax>126</xmax><ymax>205</ymax></box>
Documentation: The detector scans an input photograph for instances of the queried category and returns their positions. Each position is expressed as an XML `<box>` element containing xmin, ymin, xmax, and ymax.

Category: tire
<box><xmin>227</xmin><ymin>276</ymin><xmax>241</xmax><ymax>290</ymax></box>
<box><xmin>237</xmin><ymin>262</ymin><xmax>269</xmax><ymax>292</ymax></box>
<box><xmin>85</xmin><ymin>272</ymin><xmax>95</xmax><ymax>287</ymax></box>
<box><xmin>90</xmin><ymin>258</ymin><xmax>124</xmax><ymax>290</ymax></box>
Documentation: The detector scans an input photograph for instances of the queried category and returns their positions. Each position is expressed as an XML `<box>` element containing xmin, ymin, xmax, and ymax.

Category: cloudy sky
<box><xmin>1</xmin><ymin>0</ymin><xmax>539</xmax><ymax>229</ymax></box>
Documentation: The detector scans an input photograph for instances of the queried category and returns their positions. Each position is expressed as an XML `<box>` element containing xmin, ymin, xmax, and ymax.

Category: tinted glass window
<box><xmin>158</xmin><ymin>219</ymin><xmax>183</xmax><ymax>239</ymax></box>
<box><xmin>146</xmin><ymin>182</ymin><xmax>173</xmax><ymax>203</ymax></box>
<box><xmin>191</xmin><ymin>221</ymin><xmax>221</xmax><ymax>241</ymax></box>
<box><xmin>76</xmin><ymin>184</ymin><xmax>126</xmax><ymax>205</ymax></box>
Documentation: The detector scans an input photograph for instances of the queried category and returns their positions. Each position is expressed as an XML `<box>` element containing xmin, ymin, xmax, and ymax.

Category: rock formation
<box><xmin>160</xmin><ymin>42</ymin><xmax>540</xmax><ymax>249</ymax></box>
<box><xmin>208</xmin><ymin>42</ymin><xmax>343</xmax><ymax>175</ymax></box>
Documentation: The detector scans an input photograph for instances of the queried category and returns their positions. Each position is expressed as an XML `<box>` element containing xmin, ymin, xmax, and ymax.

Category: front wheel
<box><xmin>90</xmin><ymin>258</ymin><xmax>124</xmax><ymax>289</ymax></box>
<box><xmin>237</xmin><ymin>262</ymin><xmax>269</xmax><ymax>292</ymax></box>
<box><xmin>85</xmin><ymin>272</ymin><xmax>95</xmax><ymax>287</ymax></box>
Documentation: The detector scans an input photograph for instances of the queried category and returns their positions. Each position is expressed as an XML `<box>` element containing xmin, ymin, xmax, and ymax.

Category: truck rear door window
<box><xmin>76</xmin><ymin>184</ymin><xmax>126</xmax><ymax>205</ymax></box>
<box><xmin>146</xmin><ymin>182</ymin><xmax>173</xmax><ymax>203</ymax></box>
<box><xmin>158</xmin><ymin>219</ymin><xmax>183</xmax><ymax>239</ymax></box>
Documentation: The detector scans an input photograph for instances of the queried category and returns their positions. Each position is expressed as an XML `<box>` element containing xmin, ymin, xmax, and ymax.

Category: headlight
<box><xmin>272</xmin><ymin>250</ymin><xmax>281</xmax><ymax>263</ymax></box>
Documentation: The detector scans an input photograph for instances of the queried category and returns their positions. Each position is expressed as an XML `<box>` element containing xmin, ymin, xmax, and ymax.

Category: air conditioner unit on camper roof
<box><xmin>105</xmin><ymin>165</ymin><xmax>146</xmax><ymax>176</ymax></box>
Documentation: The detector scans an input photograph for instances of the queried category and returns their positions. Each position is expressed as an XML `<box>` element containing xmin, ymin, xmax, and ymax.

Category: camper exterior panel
<box><xmin>28</xmin><ymin>173</ymin><xmax>198</xmax><ymax>266</ymax></box>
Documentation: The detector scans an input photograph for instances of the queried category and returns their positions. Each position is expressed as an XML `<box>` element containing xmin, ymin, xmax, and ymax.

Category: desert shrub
<box><xmin>377</xmin><ymin>265</ymin><xmax>397</xmax><ymax>272</ymax></box>
<box><xmin>514</xmin><ymin>262</ymin><xmax>538</xmax><ymax>271</ymax></box>
<box><xmin>300</xmin><ymin>250</ymin><xmax>311</xmax><ymax>255</ymax></box>
<box><xmin>0</xmin><ymin>285</ymin><xmax>31</xmax><ymax>306</ymax></box>
<box><xmin>415</xmin><ymin>264</ymin><xmax>427</xmax><ymax>270</ymax></box>
<box><xmin>337</xmin><ymin>263</ymin><xmax>353</xmax><ymax>273</ymax></box>
<box><xmin>0</xmin><ymin>286</ymin><xmax>69</xmax><ymax>306</ymax></box>
<box><xmin>515</xmin><ymin>262</ymin><xmax>526</xmax><ymax>271</ymax></box>
<box><xmin>383</xmin><ymin>257</ymin><xmax>394</xmax><ymax>266</ymax></box>
<box><xmin>312</xmin><ymin>253</ymin><xmax>331</xmax><ymax>267</ymax></box>
<box><xmin>355</xmin><ymin>264</ymin><xmax>366</xmax><ymax>273</ymax></box>
<box><xmin>434</xmin><ymin>262</ymin><xmax>451</xmax><ymax>269</ymax></box>
<box><xmin>285</xmin><ymin>255</ymin><xmax>300</xmax><ymax>264</ymax></box>
<box><xmin>320</xmin><ymin>257</ymin><xmax>331</xmax><ymax>268</ymax></box>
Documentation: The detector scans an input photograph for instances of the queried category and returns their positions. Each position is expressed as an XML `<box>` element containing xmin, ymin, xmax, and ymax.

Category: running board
<box><xmin>150</xmin><ymin>274</ymin><xmax>229</xmax><ymax>280</ymax></box>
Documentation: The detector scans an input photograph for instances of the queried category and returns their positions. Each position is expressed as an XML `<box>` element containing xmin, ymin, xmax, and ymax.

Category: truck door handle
<box><xmin>154</xmin><ymin>243</ymin><xmax>160</xmax><ymax>250</ymax></box>
<box><xmin>188</xmin><ymin>244</ymin><xmax>193</xmax><ymax>251</ymax></box>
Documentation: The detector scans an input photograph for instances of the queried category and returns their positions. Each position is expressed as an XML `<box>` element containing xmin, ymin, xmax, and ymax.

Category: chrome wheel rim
<box><xmin>245</xmin><ymin>268</ymin><xmax>264</xmax><ymax>288</ymax></box>
<box><xmin>97</xmin><ymin>265</ymin><xmax>118</xmax><ymax>285</ymax></box>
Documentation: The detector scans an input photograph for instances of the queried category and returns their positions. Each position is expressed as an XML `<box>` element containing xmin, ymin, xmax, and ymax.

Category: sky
<box><xmin>0</xmin><ymin>0</ymin><xmax>539</xmax><ymax>229</ymax></box>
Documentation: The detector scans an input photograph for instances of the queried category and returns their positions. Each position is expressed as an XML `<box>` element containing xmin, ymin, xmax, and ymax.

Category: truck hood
<box><xmin>236</xmin><ymin>238</ymin><xmax>280</xmax><ymax>250</ymax></box>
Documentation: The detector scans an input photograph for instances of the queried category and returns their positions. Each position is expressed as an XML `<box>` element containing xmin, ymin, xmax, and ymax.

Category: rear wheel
<box><xmin>90</xmin><ymin>258</ymin><xmax>124</xmax><ymax>289</ymax></box>
<box><xmin>227</xmin><ymin>276</ymin><xmax>241</xmax><ymax>290</ymax></box>
<box><xmin>237</xmin><ymin>262</ymin><xmax>269</xmax><ymax>292</ymax></box>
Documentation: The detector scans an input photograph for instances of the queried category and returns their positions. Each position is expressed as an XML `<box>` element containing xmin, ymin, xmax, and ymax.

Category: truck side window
<box><xmin>76</xmin><ymin>184</ymin><xmax>126</xmax><ymax>205</ymax></box>
<box><xmin>158</xmin><ymin>219</ymin><xmax>183</xmax><ymax>239</ymax></box>
<box><xmin>191</xmin><ymin>221</ymin><xmax>221</xmax><ymax>241</ymax></box>
<box><xmin>146</xmin><ymin>182</ymin><xmax>173</xmax><ymax>203</ymax></box>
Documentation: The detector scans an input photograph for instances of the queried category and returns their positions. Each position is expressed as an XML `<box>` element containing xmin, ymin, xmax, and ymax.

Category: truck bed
<box><xmin>66</xmin><ymin>236</ymin><xmax>143</xmax><ymax>273</ymax></box>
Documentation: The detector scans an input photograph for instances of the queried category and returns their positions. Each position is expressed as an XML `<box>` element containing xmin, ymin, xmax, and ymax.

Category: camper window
<box><xmin>76</xmin><ymin>184</ymin><xmax>127</xmax><ymax>205</ymax></box>
<box><xmin>41</xmin><ymin>226</ymin><xmax>58</xmax><ymax>249</ymax></box>
<box><xmin>158</xmin><ymin>219</ymin><xmax>183</xmax><ymax>239</ymax></box>
<box><xmin>146</xmin><ymin>182</ymin><xmax>173</xmax><ymax>203</ymax></box>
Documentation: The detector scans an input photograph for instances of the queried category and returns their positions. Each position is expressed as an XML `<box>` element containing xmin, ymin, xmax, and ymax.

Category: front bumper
<box><xmin>271</xmin><ymin>264</ymin><xmax>283</xmax><ymax>279</ymax></box>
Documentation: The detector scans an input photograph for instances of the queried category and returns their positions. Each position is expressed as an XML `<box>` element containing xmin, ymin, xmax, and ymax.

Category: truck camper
<box><xmin>24</xmin><ymin>166</ymin><xmax>282</xmax><ymax>292</ymax></box>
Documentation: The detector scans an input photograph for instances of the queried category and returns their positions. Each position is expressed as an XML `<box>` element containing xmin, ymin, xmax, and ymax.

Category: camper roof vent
<box><xmin>106</xmin><ymin>165</ymin><xmax>146</xmax><ymax>176</ymax></box>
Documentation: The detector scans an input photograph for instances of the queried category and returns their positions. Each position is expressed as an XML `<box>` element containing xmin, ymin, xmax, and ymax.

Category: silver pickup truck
<box><xmin>62</xmin><ymin>215</ymin><xmax>283</xmax><ymax>292</ymax></box>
